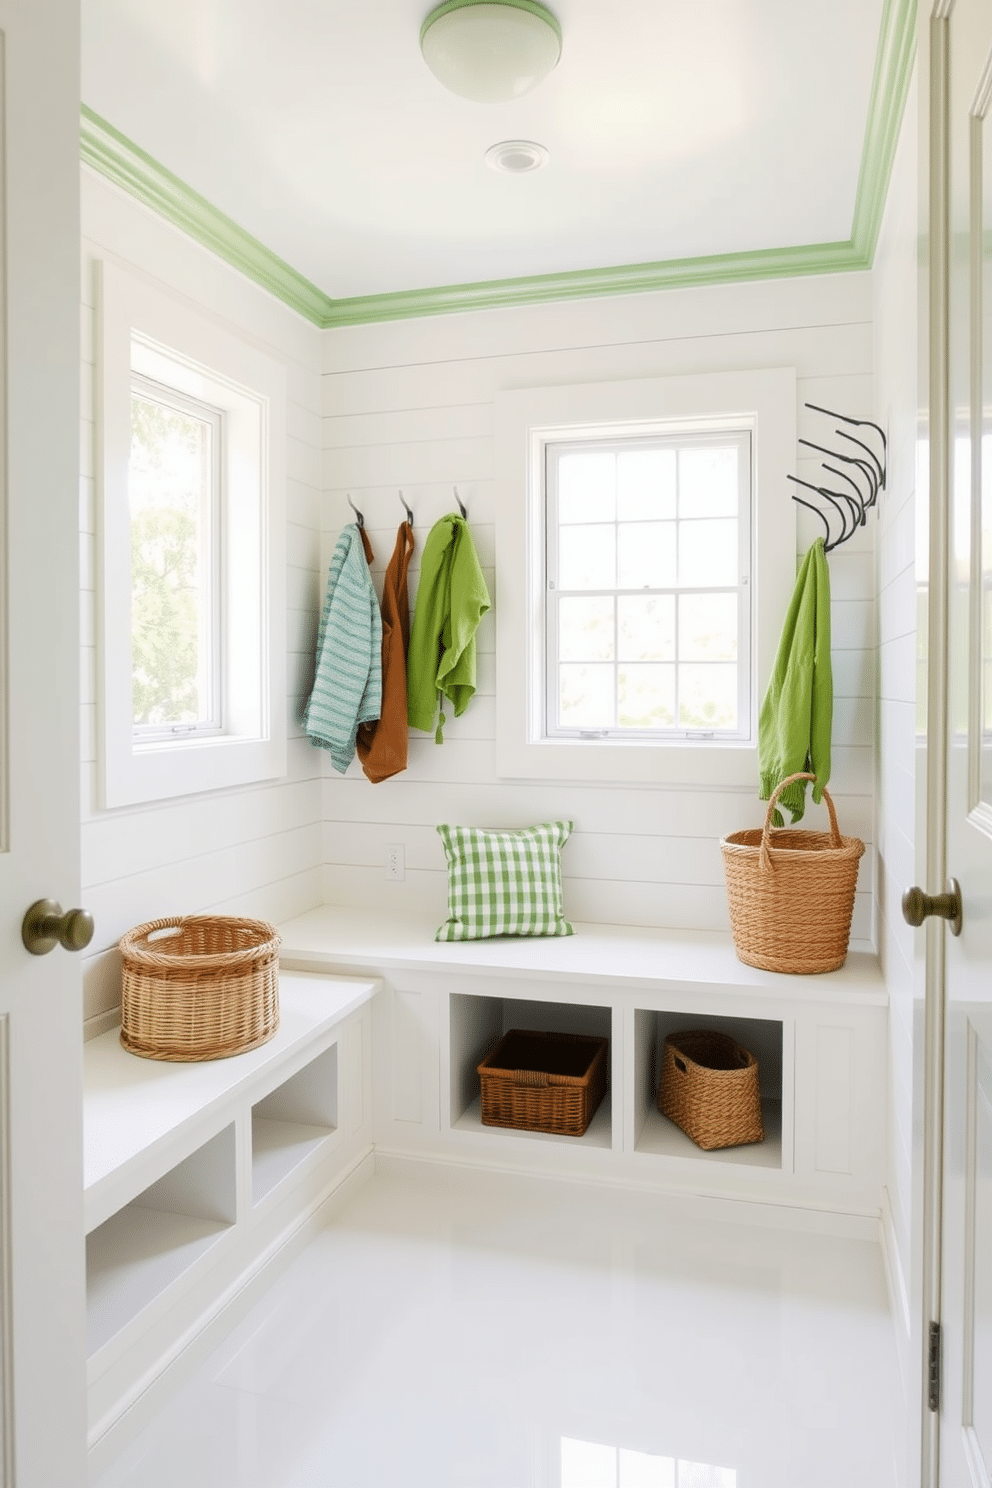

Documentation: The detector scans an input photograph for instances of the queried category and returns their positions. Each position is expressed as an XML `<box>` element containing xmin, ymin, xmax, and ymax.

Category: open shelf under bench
<box><xmin>84</xmin><ymin>972</ymin><xmax>377</xmax><ymax>1231</ymax></box>
<box><xmin>278</xmin><ymin>907</ymin><xmax>886</xmax><ymax>1210</ymax></box>
<box><xmin>83</xmin><ymin>969</ymin><xmax>380</xmax><ymax>1450</ymax></box>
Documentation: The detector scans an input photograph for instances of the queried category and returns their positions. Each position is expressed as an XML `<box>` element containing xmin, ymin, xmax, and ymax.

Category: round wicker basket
<box><xmin>720</xmin><ymin>773</ymin><xmax>865</xmax><ymax>974</ymax></box>
<box><xmin>119</xmin><ymin>915</ymin><xmax>281</xmax><ymax>1062</ymax></box>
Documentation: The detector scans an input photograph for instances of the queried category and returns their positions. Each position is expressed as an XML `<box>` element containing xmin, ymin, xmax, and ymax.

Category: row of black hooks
<box><xmin>345</xmin><ymin>486</ymin><xmax>469</xmax><ymax>529</ymax></box>
<box><xmin>789</xmin><ymin>403</ymin><xmax>887</xmax><ymax>552</ymax></box>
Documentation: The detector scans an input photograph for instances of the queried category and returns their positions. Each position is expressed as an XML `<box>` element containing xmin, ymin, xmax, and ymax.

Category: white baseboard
<box><xmin>83</xmin><ymin>1009</ymin><xmax>122</xmax><ymax>1042</ymax></box>
<box><xmin>86</xmin><ymin>1148</ymin><xmax>375</xmax><ymax>1478</ymax></box>
<box><xmin>371</xmin><ymin>1148</ymin><xmax>883</xmax><ymax>1241</ymax></box>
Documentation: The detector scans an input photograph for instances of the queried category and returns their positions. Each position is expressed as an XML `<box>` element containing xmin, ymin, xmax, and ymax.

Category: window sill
<box><xmin>495</xmin><ymin>732</ymin><xmax>759</xmax><ymax>787</ymax></box>
<box><xmin>100</xmin><ymin>732</ymin><xmax>287</xmax><ymax>809</ymax></box>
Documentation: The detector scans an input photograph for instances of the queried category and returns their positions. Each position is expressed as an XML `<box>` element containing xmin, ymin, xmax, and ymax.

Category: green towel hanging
<box><xmin>757</xmin><ymin>536</ymin><xmax>833</xmax><ymax>825</ymax></box>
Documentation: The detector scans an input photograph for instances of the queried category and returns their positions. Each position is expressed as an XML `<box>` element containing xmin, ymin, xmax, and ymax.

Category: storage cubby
<box><xmin>83</xmin><ymin>972</ymin><xmax>379</xmax><ymax>1450</ymax></box>
<box><xmin>86</xmin><ymin>1124</ymin><xmax>237</xmax><ymax>1355</ymax></box>
<box><xmin>448</xmin><ymin>992</ymin><xmax>613</xmax><ymax>1148</ymax></box>
<box><xmin>633</xmin><ymin>1010</ymin><xmax>784</xmax><ymax>1169</ymax></box>
<box><xmin>251</xmin><ymin>1043</ymin><xmax>339</xmax><ymax>1204</ymax></box>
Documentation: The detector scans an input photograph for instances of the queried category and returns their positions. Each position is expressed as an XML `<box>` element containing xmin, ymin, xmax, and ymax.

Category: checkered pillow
<box><xmin>435</xmin><ymin>821</ymin><xmax>574</xmax><ymax>942</ymax></box>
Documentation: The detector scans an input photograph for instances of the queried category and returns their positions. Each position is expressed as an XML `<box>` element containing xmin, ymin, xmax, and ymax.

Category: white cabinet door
<box><xmin>0</xmin><ymin>2</ymin><xmax>87</xmax><ymax>1483</ymax></box>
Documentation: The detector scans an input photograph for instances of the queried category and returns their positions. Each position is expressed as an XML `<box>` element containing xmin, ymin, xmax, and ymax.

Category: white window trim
<box><xmin>494</xmin><ymin>368</ymin><xmax>797</xmax><ymax>785</ymax></box>
<box><xmin>97</xmin><ymin>260</ymin><xmax>287</xmax><ymax>808</ymax></box>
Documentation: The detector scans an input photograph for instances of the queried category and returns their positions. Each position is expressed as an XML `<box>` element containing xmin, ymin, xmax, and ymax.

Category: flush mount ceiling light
<box><xmin>420</xmin><ymin>0</ymin><xmax>562</xmax><ymax>103</ymax></box>
<box><xmin>485</xmin><ymin>139</ymin><xmax>549</xmax><ymax>173</ymax></box>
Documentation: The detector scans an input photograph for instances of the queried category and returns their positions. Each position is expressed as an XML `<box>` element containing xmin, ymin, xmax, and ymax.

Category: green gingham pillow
<box><xmin>435</xmin><ymin>821</ymin><xmax>574</xmax><ymax>942</ymax></box>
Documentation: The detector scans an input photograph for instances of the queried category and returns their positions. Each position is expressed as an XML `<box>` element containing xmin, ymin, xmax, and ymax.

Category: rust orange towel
<box><xmin>357</xmin><ymin>520</ymin><xmax>415</xmax><ymax>783</ymax></box>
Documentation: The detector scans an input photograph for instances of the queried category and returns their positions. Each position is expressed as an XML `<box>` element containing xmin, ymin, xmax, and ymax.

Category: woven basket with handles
<box><xmin>658</xmin><ymin>1029</ymin><xmax>764</xmax><ymax>1150</ymax></box>
<box><xmin>720</xmin><ymin>772</ymin><xmax>865</xmax><ymax>974</ymax></box>
<box><xmin>119</xmin><ymin>915</ymin><xmax>281</xmax><ymax>1062</ymax></box>
<box><xmin>477</xmin><ymin>1029</ymin><xmax>608</xmax><ymax>1137</ymax></box>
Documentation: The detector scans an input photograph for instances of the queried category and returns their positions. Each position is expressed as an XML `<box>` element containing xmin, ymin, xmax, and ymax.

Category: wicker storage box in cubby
<box><xmin>658</xmin><ymin>1029</ymin><xmax>764</xmax><ymax>1151</ymax></box>
<box><xmin>119</xmin><ymin>915</ymin><xmax>281</xmax><ymax>1062</ymax></box>
<box><xmin>477</xmin><ymin>1029</ymin><xmax>608</xmax><ymax>1137</ymax></box>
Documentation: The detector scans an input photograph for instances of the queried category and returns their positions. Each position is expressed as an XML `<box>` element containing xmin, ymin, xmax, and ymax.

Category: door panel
<box><xmin>939</xmin><ymin>0</ymin><xmax>992</xmax><ymax>1483</ymax></box>
<box><xmin>0</xmin><ymin>1</ymin><xmax>87</xmax><ymax>1483</ymax></box>
<box><xmin>965</xmin><ymin>1033</ymin><xmax>992</xmax><ymax>1472</ymax></box>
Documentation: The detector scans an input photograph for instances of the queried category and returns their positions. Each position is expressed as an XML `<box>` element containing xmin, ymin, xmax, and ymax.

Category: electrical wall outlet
<box><xmin>385</xmin><ymin>844</ymin><xmax>405</xmax><ymax>881</ymax></box>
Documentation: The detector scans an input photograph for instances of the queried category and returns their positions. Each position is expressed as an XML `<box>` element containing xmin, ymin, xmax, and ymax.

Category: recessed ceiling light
<box><xmin>485</xmin><ymin>139</ymin><xmax>550</xmax><ymax>174</ymax></box>
<box><xmin>420</xmin><ymin>0</ymin><xmax>562</xmax><ymax>104</ymax></box>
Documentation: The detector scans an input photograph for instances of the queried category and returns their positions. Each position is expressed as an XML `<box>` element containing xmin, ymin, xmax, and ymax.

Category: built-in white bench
<box><xmin>83</xmin><ymin>970</ymin><xmax>379</xmax><ymax>1459</ymax></box>
<box><xmin>85</xmin><ymin>908</ymin><xmax>888</xmax><ymax>1462</ymax></box>
<box><xmin>278</xmin><ymin>907</ymin><xmax>887</xmax><ymax>1221</ymax></box>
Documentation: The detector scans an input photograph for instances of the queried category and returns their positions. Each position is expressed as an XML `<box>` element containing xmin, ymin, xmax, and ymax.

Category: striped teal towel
<box><xmin>303</xmin><ymin>524</ymin><xmax>382</xmax><ymax>774</ymax></box>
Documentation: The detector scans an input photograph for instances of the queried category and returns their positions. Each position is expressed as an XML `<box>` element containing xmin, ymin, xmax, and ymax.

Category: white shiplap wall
<box><xmin>872</xmin><ymin>64</ymin><xmax>921</xmax><ymax>1381</ymax></box>
<box><xmin>319</xmin><ymin>275</ymin><xmax>877</xmax><ymax>936</ymax></box>
<box><xmin>79</xmin><ymin>171</ymin><xmax>325</xmax><ymax>1026</ymax></box>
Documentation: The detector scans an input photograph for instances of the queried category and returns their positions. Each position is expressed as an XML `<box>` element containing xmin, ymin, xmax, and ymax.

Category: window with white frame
<box><xmin>494</xmin><ymin>369</ymin><xmax>797</xmax><ymax>786</ymax></box>
<box><xmin>98</xmin><ymin>262</ymin><xmax>286</xmax><ymax>808</ymax></box>
<box><xmin>545</xmin><ymin>430</ymin><xmax>751</xmax><ymax>740</ymax></box>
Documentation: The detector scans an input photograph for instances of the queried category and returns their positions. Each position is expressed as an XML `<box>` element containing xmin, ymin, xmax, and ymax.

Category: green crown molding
<box><xmin>80</xmin><ymin>105</ymin><xmax>336</xmax><ymax>327</ymax></box>
<box><xmin>322</xmin><ymin>240</ymin><xmax>864</xmax><ymax>328</ymax></box>
<box><xmin>850</xmin><ymin>0</ymin><xmax>918</xmax><ymax>262</ymax></box>
<box><xmin>80</xmin><ymin>0</ymin><xmax>915</xmax><ymax>330</ymax></box>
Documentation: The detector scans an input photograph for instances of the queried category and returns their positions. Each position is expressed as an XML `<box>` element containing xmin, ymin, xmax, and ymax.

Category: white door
<box><xmin>0</xmin><ymin>1</ymin><xmax>88</xmax><ymax>1484</ymax></box>
<box><xmin>928</xmin><ymin>0</ymin><xmax>992</xmax><ymax>1482</ymax></box>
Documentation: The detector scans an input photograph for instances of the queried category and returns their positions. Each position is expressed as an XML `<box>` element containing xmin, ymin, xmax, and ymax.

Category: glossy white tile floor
<box><xmin>91</xmin><ymin>1162</ymin><xmax>901</xmax><ymax>1488</ymax></box>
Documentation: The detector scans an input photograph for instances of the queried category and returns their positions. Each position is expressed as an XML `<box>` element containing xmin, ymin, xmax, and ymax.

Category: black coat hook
<box><xmin>805</xmin><ymin>402</ymin><xmax>887</xmax><ymax>491</ymax></box>
<box><xmin>788</xmin><ymin>475</ymin><xmax>860</xmax><ymax>552</ymax></box>
<box><xmin>453</xmin><ymin>486</ymin><xmax>467</xmax><ymax>518</ymax></box>
<box><xmin>805</xmin><ymin>400</ymin><xmax>888</xmax><ymax>451</ymax></box>
<box><xmin>399</xmin><ymin>490</ymin><xmax>414</xmax><ymax>525</ymax></box>
<box><xmin>821</xmin><ymin>463</ymin><xmax>867</xmax><ymax>529</ymax></box>
<box><xmin>347</xmin><ymin>495</ymin><xmax>365</xmax><ymax>529</ymax></box>
<box><xmin>835</xmin><ymin>429</ymin><xmax>885</xmax><ymax>501</ymax></box>
<box><xmin>799</xmin><ymin>438</ymin><xmax>877</xmax><ymax>506</ymax></box>
<box><xmin>791</xmin><ymin>404</ymin><xmax>887</xmax><ymax>553</ymax></box>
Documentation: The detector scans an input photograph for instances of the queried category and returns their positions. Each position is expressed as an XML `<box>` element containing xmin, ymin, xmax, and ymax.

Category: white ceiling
<box><xmin>81</xmin><ymin>0</ymin><xmax>886</xmax><ymax>303</ymax></box>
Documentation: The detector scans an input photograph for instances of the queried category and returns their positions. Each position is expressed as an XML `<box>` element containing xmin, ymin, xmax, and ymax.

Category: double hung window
<box><xmin>99</xmin><ymin>261</ymin><xmax>286</xmax><ymax>808</ymax></box>
<box><xmin>545</xmin><ymin>431</ymin><xmax>751</xmax><ymax>740</ymax></box>
<box><xmin>494</xmin><ymin>368</ymin><xmax>797</xmax><ymax>785</ymax></box>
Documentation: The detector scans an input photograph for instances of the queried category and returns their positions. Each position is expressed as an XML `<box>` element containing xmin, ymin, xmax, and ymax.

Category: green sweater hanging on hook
<box><xmin>407</xmin><ymin>512</ymin><xmax>491</xmax><ymax>743</ymax></box>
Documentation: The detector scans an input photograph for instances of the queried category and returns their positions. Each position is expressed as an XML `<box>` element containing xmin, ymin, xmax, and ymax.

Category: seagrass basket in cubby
<box><xmin>658</xmin><ymin>1029</ymin><xmax>764</xmax><ymax>1151</ymax></box>
<box><xmin>477</xmin><ymin>1029</ymin><xmax>608</xmax><ymax>1137</ymax></box>
<box><xmin>720</xmin><ymin>772</ymin><xmax>865</xmax><ymax>975</ymax></box>
<box><xmin>119</xmin><ymin>915</ymin><xmax>281</xmax><ymax>1062</ymax></box>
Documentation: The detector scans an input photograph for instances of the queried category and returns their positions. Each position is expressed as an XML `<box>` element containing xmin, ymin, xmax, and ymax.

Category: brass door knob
<box><xmin>22</xmin><ymin>899</ymin><xmax>95</xmax><ymax>956</ymax></box>
<box><xmin>901</xmin><ymin>879</ymin><xmax>962</xmax><ymax>937</ymax></box>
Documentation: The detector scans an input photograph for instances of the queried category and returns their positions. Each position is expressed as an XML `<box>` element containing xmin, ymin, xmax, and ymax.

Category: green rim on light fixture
<box><xmin>420</xmin><ymin>0</ymin><xmax>562</xmax><ymax>102</ymax></box>
<box><xmin>420</xmin><ymin>0</ymin><xmax>562</xmax><ymax>50</ymax></box>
